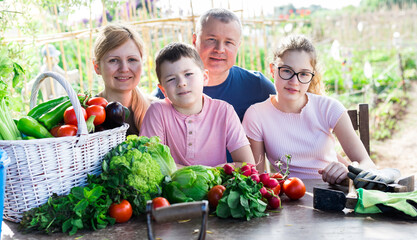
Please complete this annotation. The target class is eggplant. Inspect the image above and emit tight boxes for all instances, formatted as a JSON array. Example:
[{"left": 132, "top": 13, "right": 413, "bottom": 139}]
[
  {"left": 95, "top": 124, "right": 107, "bottom": 132},
  {"left": 103, "top": 101, "right": 125, "bottom": 129},
  {"left": 123, "top": 106, "right": 130, "bottom": 120}
]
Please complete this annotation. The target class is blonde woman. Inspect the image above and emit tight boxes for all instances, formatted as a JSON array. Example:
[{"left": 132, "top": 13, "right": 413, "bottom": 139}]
[{"left": 93, "top": 24, "right": 152, "bottom": 135}]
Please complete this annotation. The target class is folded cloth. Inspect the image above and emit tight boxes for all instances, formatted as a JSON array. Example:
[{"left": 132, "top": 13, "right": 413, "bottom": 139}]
[{"left": 355, "top": 188, "right": 417, "bottom": 219}]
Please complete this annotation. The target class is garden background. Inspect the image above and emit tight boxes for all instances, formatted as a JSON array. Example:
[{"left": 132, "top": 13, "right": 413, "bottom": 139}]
[{"left": 1, "top": 0, "right": 417, "bottom": 171}]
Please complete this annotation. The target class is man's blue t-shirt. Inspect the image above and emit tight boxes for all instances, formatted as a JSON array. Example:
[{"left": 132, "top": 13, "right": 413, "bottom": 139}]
[{"left": 153, "top": 65, "right": 276, "bottom": 161}]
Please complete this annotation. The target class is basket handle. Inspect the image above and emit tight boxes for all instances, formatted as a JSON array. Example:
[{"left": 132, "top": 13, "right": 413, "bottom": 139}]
[{"left": 29, "top": 72, "right": 88, "bottom": 140}]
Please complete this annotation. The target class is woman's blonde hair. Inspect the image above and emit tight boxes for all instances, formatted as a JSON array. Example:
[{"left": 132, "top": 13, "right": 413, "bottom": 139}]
[
  {"left": 94, "top": 24, "right": 149, "bottom": 130},
  {"left": 272, "top": 35, "right": 324, "bottom": 95}
]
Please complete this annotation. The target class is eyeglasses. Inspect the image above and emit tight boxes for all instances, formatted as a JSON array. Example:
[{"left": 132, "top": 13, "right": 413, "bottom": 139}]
[{"left": 275, "top": 66, "right": 314, "bottom": 84}]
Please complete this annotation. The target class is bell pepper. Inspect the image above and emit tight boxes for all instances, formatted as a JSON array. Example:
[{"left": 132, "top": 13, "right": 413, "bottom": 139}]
[
  {"left": 17, "top": 116, "right": 53, "bottom": 139},
  {"left": 28, "top": 96, "right": 69, "bottom": 120},
  {"left": 23, "top": 136, "right": 37, "bottom": 140},
  {"left": 38, "top": 100, "right": 72, "bottom": 130}
]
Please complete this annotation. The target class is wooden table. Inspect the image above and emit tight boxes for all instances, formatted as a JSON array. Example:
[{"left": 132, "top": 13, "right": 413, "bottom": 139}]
[{"left": 2, "top": 179, "right": 416, "bottom": 240}]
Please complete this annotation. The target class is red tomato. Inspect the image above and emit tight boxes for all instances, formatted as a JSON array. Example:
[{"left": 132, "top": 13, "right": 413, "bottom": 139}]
[
  {"left": 207, "top": 185, "right": 226, "bottom": 208},
  {"left": 87, "top": 97, "right": 108, "bottom": 108},
  {"left": 64, "top": 106, "right": 87, "bottom": 126},
  {"left": 109, "top": 199, "right": 133, "bottom": 223},
  {"left": 283, "top": 177, "right": 306, "bottom": 200},
  {"left": 152, "top": 197, "right": 170, "bottom": 209},
  {"left": 86, "top": 105, "right": 106, "bottom": 126},
  {"left": 56, "top": 125, "right": 78, "bottom": 137},
  {"left": 50, "top": 125, "right": 61, "bottom": 137}
]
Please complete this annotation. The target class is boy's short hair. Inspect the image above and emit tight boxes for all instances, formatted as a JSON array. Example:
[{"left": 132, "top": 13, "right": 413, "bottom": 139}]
[{"left": 155, "top": 42, "right": 204, "bottom": 82}]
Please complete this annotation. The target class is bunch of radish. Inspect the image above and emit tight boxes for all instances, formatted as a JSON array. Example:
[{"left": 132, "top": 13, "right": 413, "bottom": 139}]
[
  {"left": 258, "top": 173, "right": 281, "bottom": 209},
  {"left": 223, "top": 163, "right": 259, "bottom": 180},
  {"left": 222, "top": 164, "right": 281, "bottom": 209}
]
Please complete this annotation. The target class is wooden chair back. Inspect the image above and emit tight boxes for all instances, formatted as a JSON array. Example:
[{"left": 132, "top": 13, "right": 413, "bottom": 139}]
[{"left": 347, "top": 103, "right": 370, "bottom": 155}]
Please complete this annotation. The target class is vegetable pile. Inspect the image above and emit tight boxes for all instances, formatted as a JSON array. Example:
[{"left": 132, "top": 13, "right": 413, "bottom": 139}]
[
  {"left": 19, "top": 135, "right": 177, "bottom": 235},
  {"left": 18, "top": 133, "right": 305, "bottom": 235},
  {"left": 203, "top": 155, "right": 306, "bottom": 220},
  {"left": 16, "top": 94, "right": 128, "bottom": 139}
]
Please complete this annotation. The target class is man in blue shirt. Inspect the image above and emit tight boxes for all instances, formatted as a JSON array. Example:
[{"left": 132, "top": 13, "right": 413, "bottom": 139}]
[{"left": 154, "top": 8, "right": 275, "bottom": 161}]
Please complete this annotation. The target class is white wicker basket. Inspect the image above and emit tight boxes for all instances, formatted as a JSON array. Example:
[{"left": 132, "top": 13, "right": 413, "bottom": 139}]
[{"left": 0, "top": 72, "right": 129, "bottom": 222}]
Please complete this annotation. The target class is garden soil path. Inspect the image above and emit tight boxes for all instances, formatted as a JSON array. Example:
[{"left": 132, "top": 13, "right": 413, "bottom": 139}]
[{"left": 372, "top": 82, "right": 417, "bottom": 177}]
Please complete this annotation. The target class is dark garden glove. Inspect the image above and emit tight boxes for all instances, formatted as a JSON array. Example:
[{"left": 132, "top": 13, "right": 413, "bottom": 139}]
[
  {"left": 355, "top": 188, "right": 417, "bottom": 220},
  {"left": 347, "top": 165, "right": 401, "bottom": 190}
]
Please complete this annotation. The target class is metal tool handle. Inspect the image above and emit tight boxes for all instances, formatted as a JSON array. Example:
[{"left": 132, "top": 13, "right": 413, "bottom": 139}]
[{"left": 146, "top": 200, "right": 209, "bottom": 240}]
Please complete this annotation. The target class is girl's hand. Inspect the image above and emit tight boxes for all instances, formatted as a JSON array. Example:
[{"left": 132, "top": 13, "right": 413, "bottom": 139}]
[{"left": 318, "top": 161, "right": 348, "bottom": 184}]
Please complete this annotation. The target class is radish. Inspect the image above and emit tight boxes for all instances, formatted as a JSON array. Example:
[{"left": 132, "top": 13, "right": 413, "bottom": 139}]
[
  {"left": 251, "top": 168, "right": 259, "bottom": 175},
  {"left": 223, "top": 164, "right": 234, "bottom": 175},
  {"left": 259, "top": 187, "right": 268, "bottom": 198},
  {"left": 242, "top": 169, "right": 252, "bottom": 177},
  {"left": 267, "top": 195, "right": 281, "bottom": 209},
  {"left": 259, "top": 173, "right": 270, "bottom": 185},
  {"left": 260, "top": 187, "right": 272, "bottom": 199},
  {"left": 251, "top": 174, "right": 260, "bottom": 183},
  {"left": 265, "top": 178, "right": 279, "bottom": 189},
  {"left": 240, "top": 165, "right": 251, "bottom": 173}
]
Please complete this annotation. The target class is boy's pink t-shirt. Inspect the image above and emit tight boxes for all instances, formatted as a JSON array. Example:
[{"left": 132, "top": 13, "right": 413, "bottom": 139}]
[
  {"left": 242, "top": 93, "right": 346, "bottom": 179},
  {"left": 140, "top": 95, "right": 249, "bottom": 167}
]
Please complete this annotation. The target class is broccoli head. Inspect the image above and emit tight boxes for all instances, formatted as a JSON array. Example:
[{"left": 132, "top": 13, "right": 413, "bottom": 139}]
[
  {"left": 98, "top": 135, "right": 175, "bottom": 215},
  {"left": 108, "top": 149, "right": 164, "bottom": 213}
]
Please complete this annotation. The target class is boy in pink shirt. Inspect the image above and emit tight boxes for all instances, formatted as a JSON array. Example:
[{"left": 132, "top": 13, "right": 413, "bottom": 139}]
[{"left": 141, "top": 43, "right": 255, "bottom": 168}]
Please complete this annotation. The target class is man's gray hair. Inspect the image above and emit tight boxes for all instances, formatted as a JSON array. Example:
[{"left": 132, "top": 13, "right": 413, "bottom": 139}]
[{"left": 195, "top": 8, "right": 242, "bottom": 34}]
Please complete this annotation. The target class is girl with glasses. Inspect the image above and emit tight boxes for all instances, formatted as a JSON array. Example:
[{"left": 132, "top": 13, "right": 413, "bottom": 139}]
[{"left": 242, "top": 35, "right": 376, "bottom": 184}]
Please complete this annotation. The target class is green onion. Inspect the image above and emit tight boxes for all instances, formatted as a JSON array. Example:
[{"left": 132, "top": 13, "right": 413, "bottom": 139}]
[{"left": 0, "top": 99, "right": 22, "bottom": 140}]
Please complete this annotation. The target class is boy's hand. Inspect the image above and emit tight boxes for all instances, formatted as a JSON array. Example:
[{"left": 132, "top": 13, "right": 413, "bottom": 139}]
[{"left": 318, "top": 161, "right": 348, "bottom": 185}]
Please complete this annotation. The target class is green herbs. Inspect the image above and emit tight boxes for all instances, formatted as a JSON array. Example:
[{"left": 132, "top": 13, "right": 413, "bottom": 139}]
[
  {"left": 19, "top": 184, "right": 114, "bottom": 236},
  {"left": 216, "top": 172, "right": 268, "bottom": 221}
]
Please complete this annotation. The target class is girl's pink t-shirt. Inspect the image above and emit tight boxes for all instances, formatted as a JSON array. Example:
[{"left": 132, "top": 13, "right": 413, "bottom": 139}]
[
  {"left": 242, "top": 93, "right": 346, "bottom": 179},
  {"left": 140, "top": 95, "right": 249, "bottom": 167}
]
